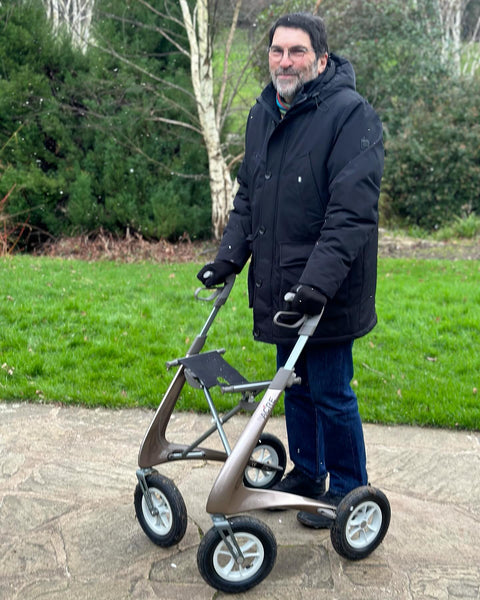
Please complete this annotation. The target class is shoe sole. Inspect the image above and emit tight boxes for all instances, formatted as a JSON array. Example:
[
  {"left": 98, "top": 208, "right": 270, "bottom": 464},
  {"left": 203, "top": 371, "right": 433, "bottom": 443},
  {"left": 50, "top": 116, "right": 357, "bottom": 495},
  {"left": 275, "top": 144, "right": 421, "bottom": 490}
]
[{"left": 296, "top": 512, "right": 334, "bottom": 529}]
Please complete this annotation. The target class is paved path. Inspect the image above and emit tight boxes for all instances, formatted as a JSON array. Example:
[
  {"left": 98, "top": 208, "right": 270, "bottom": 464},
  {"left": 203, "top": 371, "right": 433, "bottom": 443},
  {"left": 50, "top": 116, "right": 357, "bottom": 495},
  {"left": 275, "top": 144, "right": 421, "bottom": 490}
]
[{"left": 0, "top": 402, "right": 479, "bottom": 599}]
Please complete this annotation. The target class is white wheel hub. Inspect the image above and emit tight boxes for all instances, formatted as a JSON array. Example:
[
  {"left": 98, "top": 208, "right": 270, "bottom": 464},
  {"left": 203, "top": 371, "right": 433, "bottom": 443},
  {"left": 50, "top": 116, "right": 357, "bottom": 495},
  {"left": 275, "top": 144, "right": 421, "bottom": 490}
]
[
  {"left": 142, "top": 487, "right": 173, "bottom": 535},
  {"left": 245, "top": 445, "right": 278, "bottom": 487},
  {"left": 213, "top": 533, "right": 265, "bottom": 582},
  {"left": 345, "top": 500, "right": 383, "bottom": 549}
]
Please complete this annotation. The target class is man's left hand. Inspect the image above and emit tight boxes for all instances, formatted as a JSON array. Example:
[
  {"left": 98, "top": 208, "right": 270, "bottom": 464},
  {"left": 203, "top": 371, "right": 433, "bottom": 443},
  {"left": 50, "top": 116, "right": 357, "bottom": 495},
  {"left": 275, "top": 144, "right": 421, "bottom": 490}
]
[{"left": 287, "top": 284, "right": 327, "bottom": 315}]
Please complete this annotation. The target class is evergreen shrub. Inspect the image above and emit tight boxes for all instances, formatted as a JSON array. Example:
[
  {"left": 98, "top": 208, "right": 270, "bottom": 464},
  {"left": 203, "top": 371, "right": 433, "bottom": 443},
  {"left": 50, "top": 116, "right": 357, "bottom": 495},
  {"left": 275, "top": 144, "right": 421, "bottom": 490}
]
[
  {"left": 383, "top": 78, "right": 480, "bottom": 230},
  {"left": 0, "top": 1, "right": 212, "bottom": 244}
]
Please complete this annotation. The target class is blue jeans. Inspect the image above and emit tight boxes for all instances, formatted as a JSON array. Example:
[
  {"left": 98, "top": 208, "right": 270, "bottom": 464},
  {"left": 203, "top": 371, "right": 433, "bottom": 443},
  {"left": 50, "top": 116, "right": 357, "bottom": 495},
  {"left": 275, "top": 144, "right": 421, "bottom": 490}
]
[{"left": 276, "top": 341, "right": 368, "bottom": 497}]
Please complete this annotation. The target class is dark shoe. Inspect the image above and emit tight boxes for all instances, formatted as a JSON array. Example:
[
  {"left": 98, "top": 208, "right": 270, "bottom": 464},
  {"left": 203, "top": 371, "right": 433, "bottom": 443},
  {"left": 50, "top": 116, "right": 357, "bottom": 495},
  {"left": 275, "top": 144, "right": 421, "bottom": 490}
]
[
  {"left": 272, "top": 467, "right": 326, "bottom": 498},
  {"left": 267, "top": 468, "right": 326, "bottom": 512},
  {"left": 296, "top": 491, "right": 344, "bottom": 529}
]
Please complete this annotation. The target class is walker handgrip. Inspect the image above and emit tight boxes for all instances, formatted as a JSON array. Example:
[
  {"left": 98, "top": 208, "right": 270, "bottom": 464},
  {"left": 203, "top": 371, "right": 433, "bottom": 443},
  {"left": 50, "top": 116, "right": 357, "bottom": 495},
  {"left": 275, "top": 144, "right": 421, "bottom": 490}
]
[
  {"left": 298, "top": 312, "right": 323, "bottom": 336},
  {"left": 213, "top": 273, "right": 236, "bottom": 307},
  {"left": 273, "top": 311, "right": 306, "bottom": 329}
]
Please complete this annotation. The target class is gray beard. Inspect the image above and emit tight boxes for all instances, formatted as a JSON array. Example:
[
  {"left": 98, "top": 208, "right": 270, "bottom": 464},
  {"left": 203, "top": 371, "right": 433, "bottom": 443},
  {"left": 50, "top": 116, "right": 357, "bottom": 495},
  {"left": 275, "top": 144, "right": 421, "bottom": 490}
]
[{"left": 271, "top": 60, "right": 319, "bottom": 103}]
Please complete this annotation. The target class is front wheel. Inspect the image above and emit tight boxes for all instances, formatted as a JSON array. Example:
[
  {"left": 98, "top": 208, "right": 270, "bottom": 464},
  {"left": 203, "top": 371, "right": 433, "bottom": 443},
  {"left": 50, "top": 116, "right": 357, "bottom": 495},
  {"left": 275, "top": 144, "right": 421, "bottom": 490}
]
[
  {"left": 134, "top": 472, "right": 187, "bottom": 547},
  {"left": 243, "top": 433, "right": 286, "bottom": 489},
  {"left": 330, "top": 486, "right": 390, "bottom": 560},
  {"left": 197, "top": 515, "right": 277, "bottom": 593}
]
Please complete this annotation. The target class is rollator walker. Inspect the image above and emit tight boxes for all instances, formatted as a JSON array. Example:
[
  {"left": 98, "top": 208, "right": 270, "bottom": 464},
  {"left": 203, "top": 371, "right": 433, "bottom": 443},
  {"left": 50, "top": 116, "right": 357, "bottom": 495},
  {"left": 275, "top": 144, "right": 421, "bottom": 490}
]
[{"left": 134, "top": 275, "right": 390, "bottom": 594}]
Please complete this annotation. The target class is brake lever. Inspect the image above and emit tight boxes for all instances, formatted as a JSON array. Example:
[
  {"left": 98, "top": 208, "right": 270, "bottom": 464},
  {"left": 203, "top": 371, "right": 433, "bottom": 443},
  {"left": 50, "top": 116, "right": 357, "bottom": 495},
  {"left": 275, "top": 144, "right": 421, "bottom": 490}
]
[
  {"left": 273, "top": 311, "right": 306, "bottom": 329},
  {"left": 194, "top": 286, "right": 222, "bottom": 302}
]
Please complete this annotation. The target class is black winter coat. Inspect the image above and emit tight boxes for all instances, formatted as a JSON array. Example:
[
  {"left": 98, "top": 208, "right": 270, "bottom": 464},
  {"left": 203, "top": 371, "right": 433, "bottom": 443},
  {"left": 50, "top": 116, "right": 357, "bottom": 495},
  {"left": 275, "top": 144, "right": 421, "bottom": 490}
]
[{"left": 216, "top": 54, "right": 384, "bottom": 345}]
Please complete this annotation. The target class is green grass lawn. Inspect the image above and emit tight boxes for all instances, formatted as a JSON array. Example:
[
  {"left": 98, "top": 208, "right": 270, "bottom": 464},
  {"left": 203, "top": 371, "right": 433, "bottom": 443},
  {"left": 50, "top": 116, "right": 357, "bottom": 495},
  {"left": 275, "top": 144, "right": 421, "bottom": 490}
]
[{"left": 1, "top": 255, "right": 479, "bottom": 430}]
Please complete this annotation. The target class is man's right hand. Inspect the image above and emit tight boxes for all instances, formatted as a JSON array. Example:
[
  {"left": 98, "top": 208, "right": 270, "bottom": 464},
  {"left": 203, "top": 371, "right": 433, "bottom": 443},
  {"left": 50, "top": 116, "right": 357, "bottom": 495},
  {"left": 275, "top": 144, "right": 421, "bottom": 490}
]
[{"left": 196, "top": 261, "right": 237, "bottom": 288}]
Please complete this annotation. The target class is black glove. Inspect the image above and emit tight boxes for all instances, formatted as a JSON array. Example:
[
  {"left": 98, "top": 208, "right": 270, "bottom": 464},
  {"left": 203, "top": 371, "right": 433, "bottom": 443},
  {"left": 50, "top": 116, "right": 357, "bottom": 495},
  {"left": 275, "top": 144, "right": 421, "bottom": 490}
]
[
  {"left": 197, "top": 260, "right": 237, "bottom": 288},
  {"left": 287, "top": 284, "right": 327, "bottom": 315}
]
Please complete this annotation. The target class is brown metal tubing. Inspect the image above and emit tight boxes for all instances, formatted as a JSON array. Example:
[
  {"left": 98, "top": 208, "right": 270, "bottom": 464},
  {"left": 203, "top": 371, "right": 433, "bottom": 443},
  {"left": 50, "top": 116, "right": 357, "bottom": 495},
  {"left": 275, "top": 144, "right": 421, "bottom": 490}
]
[
  {"left": 205, "top": 366, "right": 336, "bottom": 520},
  {"left": 138, "top": 366, "right": 225, "bottom": 468}
]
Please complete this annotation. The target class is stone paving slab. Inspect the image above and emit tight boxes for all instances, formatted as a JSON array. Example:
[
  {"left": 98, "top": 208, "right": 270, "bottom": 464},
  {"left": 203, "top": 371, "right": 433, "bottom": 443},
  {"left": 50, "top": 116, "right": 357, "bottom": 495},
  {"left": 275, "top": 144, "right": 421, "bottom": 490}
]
[{"left": 0, "top": 402, "right": 479, "bottom": 599}]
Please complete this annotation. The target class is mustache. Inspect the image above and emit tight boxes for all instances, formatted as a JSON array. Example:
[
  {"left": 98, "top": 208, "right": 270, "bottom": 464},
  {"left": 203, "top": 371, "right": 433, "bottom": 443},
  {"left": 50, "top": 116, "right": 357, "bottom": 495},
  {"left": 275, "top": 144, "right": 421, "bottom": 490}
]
[{"left": 274, "top": 68, "right": 299, "bottom": 76}]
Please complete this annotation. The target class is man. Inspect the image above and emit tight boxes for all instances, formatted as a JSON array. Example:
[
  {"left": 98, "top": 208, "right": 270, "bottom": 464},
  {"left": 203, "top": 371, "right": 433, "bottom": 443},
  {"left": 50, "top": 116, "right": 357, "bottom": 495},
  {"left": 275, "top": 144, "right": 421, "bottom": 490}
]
[{"left": 197, "top": 12, "right": 384, "bottom": 528}]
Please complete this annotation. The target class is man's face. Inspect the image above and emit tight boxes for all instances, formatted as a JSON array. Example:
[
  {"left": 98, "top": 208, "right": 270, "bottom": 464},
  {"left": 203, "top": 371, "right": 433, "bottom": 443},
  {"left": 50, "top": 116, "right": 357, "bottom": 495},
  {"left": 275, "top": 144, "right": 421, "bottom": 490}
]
[{"left": 269, "top": 26, "right": 328, "bottom": 103}]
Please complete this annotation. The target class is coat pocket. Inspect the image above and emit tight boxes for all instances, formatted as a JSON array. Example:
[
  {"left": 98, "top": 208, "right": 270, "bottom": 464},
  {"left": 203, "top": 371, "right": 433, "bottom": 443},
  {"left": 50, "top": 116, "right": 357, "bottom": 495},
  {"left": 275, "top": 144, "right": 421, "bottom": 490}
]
[{"left": 278, "top": 241, "right": 316, "bottom": 301}]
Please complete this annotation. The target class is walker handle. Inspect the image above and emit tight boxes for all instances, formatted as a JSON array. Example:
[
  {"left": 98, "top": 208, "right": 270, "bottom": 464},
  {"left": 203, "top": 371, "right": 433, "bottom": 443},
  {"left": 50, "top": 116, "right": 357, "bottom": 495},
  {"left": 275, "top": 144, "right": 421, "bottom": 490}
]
[
  {"left": 274, "top": 287, "right": 326, "bottom": 332},
  {"left": 274, "top": 307, "right": 324, "bottom": 335},
  {"left": 194, "top": 286, "right": 222, "bottom": 302},
  {"left": 273, "top": 311, "right": 306, "bottom": 329},
  {"left": 194, "top": 273, "right": 236, "bottom": 304}
]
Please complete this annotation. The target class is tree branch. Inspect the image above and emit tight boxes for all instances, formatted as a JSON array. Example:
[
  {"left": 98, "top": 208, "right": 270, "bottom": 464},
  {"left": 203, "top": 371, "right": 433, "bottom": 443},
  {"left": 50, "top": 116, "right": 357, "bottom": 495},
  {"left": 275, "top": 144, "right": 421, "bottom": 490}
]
[
  {"left": 92, "top": 40, "right": 196, "bottom": 102},
  {"left": 146, "top": 116, "right": 202, "bottom": 134},
  {"left": 219, "top": 28, "right": 269, "bottom": 133},
  {"left": 98, "top": 9, "right": 189, "bottom": 57}
]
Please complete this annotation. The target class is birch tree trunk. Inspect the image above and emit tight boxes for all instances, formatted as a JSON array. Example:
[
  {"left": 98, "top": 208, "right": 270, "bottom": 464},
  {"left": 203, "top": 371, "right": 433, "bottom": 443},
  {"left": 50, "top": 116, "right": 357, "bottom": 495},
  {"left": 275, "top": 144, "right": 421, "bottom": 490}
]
[
  {"left": 43, "top": 0, "right": 94, "bottom": 53},
  {"left": 44, "top": 0, "right": 246, "bottom": 239},
  {"left": 179, "top": 0, "right": 234, "bottom": 240},
  {"left": 435, "top": 0, "right": 480, "bottom": 75}
]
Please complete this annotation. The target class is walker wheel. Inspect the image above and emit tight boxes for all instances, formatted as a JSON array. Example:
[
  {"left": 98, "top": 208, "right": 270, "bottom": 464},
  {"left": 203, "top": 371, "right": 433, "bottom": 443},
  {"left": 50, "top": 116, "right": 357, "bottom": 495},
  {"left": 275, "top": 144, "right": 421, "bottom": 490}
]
[
  {"left": 197, "top": 515, "right": 277, "bottom": 593},
  {"left": 243, "top": 433, "right": 286, "bottom": 489},
  {"left": 330, "top": 485, "right": 390, "bottom": 560},
  {"left": 134, "top": 472, "right": 187, "bottom": 547}
]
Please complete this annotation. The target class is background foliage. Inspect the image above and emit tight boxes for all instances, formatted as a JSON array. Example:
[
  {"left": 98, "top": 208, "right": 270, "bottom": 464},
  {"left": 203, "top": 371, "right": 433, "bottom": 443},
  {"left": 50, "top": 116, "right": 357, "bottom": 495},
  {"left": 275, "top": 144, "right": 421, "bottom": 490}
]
[
  {"left": 0, "top": 0, "right": 211, "bottom": 245},
  {"left": 1, "top": 0, "right": 480, "bottom": 245},
  {"left": 280, "top": 0, "right": 480, "bottom": 229}
]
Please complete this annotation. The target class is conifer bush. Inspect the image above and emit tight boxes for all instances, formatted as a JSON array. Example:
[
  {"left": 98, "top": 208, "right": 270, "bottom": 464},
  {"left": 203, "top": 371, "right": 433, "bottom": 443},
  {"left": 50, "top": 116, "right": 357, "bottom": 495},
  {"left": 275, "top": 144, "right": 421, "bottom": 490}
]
[{"left": 0, "top": 1, "right": 211, "bottom": 244}]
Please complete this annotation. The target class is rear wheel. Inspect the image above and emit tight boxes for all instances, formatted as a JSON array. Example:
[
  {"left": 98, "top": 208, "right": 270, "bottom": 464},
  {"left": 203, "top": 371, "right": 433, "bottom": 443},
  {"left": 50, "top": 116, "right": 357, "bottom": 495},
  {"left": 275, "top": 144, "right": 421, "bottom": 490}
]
[
  {"left": 243, "top": 433, "right": 286, "bottom": 489},
  {"left": 134, "top": 472, "right": 187, "bottom": 547},
  {"left": 330, "top": 486, "right": 390, "bottom": 560}
]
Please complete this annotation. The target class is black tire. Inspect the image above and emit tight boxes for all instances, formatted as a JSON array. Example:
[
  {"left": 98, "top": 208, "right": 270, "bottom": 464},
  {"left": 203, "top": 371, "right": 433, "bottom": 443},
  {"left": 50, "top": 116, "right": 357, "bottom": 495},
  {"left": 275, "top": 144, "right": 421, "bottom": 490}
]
[
  {"left": 197, "top": 515, "right": 277, "bottom": 593},
  {"left": 243, "top": 433, "right": 287, "bottom": 489},
  {"left": 330, "top": 486, "right": 391, "bottom": 560},
  {"left": 134, "top": 472, "right": 187, "bottom": 547}
]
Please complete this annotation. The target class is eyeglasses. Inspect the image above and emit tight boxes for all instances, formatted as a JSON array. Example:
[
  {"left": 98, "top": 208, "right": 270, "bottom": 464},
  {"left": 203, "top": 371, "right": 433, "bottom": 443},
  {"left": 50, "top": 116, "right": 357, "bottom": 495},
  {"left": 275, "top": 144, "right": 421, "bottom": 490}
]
[{"left": 268, "top": 46, "right": 313, "bottom": 61}]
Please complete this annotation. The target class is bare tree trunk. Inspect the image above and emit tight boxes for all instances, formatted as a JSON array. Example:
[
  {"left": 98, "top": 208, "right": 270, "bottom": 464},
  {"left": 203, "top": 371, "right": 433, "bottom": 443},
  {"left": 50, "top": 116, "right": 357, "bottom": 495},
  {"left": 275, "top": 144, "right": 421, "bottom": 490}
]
[
  {"left": 43, "top": 0, "right": 94, "bottom": 53},
  {"left": 46, "top": 0, "right": 250, "bottom": 239},
  {"left": 435, "top": 0, "right": 480, "bottom": 75},
  {"left": 179, "top": 0, "right": 234, "bottom": 239}
]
